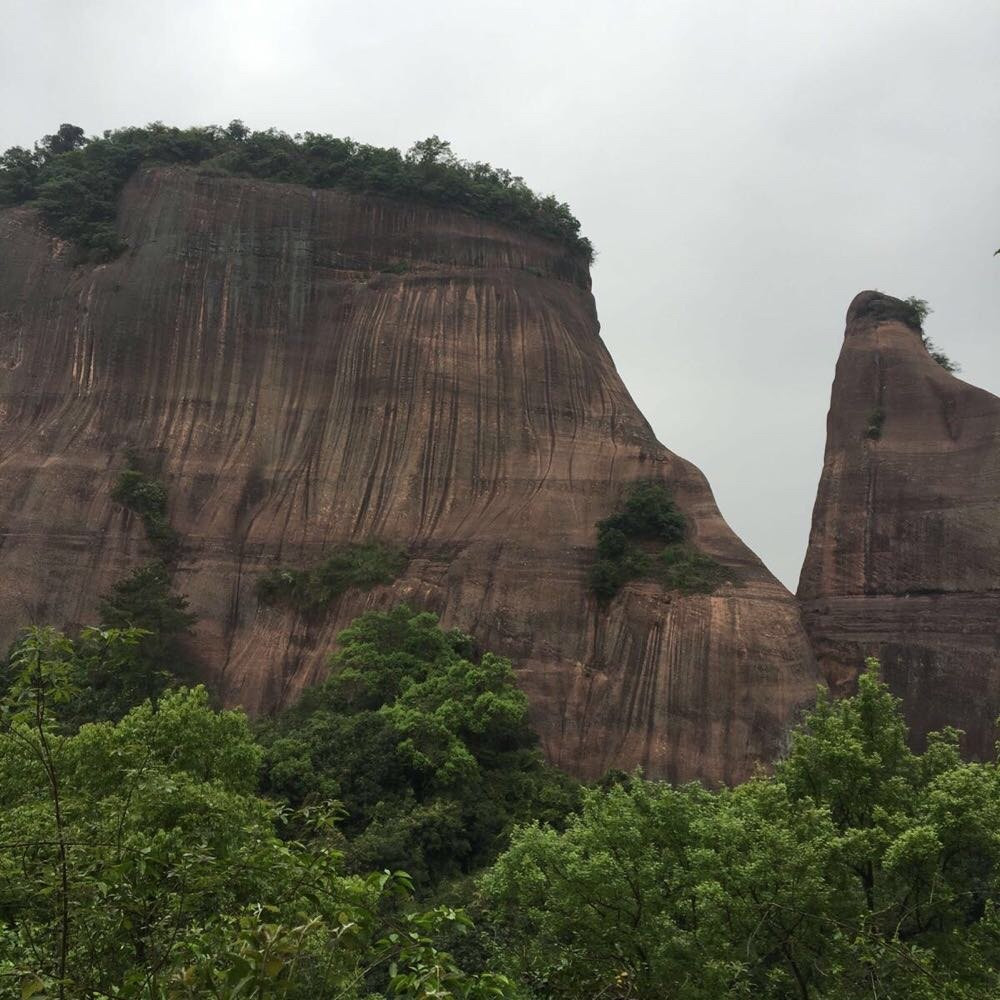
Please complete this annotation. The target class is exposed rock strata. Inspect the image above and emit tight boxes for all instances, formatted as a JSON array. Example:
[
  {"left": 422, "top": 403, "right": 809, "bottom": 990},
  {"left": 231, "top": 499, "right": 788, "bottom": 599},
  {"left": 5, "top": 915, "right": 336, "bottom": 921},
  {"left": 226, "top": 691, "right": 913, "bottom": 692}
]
[
  {"left": 798, "top": 291, "right": 1000, "bottom": 755},
  {"left": 0, "top": 166, "right": 818, "bottom": 781}
]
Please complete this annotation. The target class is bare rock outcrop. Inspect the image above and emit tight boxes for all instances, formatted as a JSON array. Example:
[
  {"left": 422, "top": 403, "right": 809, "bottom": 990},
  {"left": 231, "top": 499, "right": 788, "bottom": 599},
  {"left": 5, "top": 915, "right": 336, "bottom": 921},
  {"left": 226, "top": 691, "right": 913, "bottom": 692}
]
[
  {"left": 798, "top": 290, "right": 1000, "bottom": 754},
  {"left": 0, "top": 166, "right": 818, "bottom": 781}
]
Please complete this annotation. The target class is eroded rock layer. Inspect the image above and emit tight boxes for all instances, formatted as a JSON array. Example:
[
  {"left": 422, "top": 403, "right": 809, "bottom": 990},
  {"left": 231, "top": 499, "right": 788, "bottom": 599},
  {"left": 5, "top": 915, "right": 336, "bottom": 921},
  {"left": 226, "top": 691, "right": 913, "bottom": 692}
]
[
  {"left": 798, "top": 291, "right": 1000, "bottom": 754},
  {"left": 0, "top": 167, "right": 818, "bottom": 781}
]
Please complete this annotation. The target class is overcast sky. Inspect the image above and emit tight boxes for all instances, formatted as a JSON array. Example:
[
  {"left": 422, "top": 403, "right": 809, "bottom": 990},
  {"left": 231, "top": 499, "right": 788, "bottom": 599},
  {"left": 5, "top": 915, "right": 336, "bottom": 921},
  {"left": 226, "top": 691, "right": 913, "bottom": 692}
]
[{"left": 3, "top": 0, "right": 998, "bottom": 589}]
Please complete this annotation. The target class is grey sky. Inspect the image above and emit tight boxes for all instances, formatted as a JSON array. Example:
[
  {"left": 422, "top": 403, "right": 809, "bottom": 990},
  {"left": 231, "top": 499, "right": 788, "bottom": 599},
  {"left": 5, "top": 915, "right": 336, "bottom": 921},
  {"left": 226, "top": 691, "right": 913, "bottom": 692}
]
[{"left": 3, "top": 0, "right": 998, "bottom": 589}]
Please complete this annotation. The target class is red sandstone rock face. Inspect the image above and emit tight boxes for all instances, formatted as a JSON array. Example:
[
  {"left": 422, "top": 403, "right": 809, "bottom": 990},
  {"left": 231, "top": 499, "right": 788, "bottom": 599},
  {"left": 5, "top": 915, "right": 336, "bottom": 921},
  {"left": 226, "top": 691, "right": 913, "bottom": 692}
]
[
  {"left": 798, "top": 291, "right": 1000, "bottom": 755},
  {"left": 0, "top": 166, "right": 818, "bottom": 781}
]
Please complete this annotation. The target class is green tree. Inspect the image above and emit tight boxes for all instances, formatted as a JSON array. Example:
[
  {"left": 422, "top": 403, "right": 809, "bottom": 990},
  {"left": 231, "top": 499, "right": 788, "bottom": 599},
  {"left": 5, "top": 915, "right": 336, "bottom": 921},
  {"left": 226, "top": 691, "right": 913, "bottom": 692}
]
[
  {"left": 479, "top": 661, "right": 1000, "bottom": 999},
  {"left": 406, "top": 136, "right": 457, "bottom": 166},
  {"left": 589, "top": 481, "right": 730, "bottom": 603},
  {"left": 39, "top": 125, "right": 87, "bottom": 158},
  {"left": 0, "top": 631, "right": 514, "bottom": 998},
  {"left": 260, "top": 606, "right": 578, "bottom": 889},
  {"left": 0, "top": 146, "right": 41, "bottom": 204},
  {"left": 903, "top": 296, "right": 959, "bottom": 373}
]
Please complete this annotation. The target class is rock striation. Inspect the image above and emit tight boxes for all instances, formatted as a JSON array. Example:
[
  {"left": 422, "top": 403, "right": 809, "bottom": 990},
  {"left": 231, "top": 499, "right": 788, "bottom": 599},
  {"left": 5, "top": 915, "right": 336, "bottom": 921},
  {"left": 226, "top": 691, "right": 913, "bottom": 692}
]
[
  {"left": 798, "top": 291, "right": 1000, "bottom": 755},
  {"left": 0, "top": 166, "right": 818, "bottom": 781}
]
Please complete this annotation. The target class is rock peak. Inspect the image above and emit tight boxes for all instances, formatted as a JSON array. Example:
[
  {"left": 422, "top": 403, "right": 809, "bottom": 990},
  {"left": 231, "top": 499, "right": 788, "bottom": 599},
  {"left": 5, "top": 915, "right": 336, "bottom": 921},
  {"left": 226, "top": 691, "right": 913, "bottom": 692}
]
[
  {"left": 845, "top": 289, "right": 924, "bottom": 334},
  {"left": 799, "top": 293, "right": 1000, "bottom": 756}
]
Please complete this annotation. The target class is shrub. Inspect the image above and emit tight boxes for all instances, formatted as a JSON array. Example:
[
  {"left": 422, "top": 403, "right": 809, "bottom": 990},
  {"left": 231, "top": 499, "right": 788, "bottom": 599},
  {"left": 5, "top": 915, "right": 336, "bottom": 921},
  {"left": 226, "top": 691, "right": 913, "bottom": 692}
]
[
  {"left": 589, "top": 482, "right": 730, "bottom": 603},
  {"left": 922, "top": 336, "right": 959, "bottom": 373},
  {"left": 652, "top": 545, "right": 733, "bottom": 594},
  {"left": 901, "top": 295, "right": 930, "bottom": 328},
  {"left": 111, "top": 466, "right": 180, "bottom": 560},
  {"left": 256, "top": 541, "right": 408, "bottom": 615},
  {"left": 903, "top": 296, "right": 960, "bottom": 373},
  {"left": 599, "top": 481, "right": 687, "bottom": 544},
  {"left": 865, "top": 407, "right": 886, "bottom": 439}
]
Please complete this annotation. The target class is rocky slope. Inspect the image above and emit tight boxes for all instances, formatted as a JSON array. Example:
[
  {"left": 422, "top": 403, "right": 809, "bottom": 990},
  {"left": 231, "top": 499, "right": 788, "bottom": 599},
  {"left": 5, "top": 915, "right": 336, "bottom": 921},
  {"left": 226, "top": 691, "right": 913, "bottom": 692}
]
[
  {"left": 0, "top": 166, "right": 818, "bottom": 781},
  {"left": 798, "top": 291, "right": 1000, "bottom": 755}
]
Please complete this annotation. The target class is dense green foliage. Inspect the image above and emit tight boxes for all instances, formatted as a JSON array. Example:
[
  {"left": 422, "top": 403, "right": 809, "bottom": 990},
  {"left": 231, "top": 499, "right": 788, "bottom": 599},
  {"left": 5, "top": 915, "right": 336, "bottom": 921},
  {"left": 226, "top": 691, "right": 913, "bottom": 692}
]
[
  {"left": 0, "top": 565, "right": 193, "bottom": 728},
  {"left": 256, "top": 543, "right": 409, "bottom": 615},
  {"left": 261, "top": 606, "right": 577, "bottom": 888},
  {"left": 0, "top": 122, "right": 593, "bottom": 262},
  {"left": 4, "top": 590, "right": 998, "bottom": 997},
  {"left": 87, "top": 562, "right": 196, "bottom": 720},
  {"left": 112, "top": 467, "right": 180, "bottom": 561},
  {"left": 0, "top": 627, "right": 512, "bottom": 998},
  {"left": 589, "top": 482, "right": 731, "bottom": 602},
  {"left": 479, "top": 661, "right": 1000, "bottom": 999}
]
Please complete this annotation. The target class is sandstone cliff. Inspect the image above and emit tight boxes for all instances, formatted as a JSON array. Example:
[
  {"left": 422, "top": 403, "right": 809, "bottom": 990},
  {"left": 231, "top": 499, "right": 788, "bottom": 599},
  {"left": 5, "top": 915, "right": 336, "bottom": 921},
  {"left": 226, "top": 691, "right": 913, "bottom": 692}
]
[
  {"left": 798, "top": 291, "right": 1000, "bottom": 755},
  {"left": 0, "top": 166, "right": 818, "bottom": 781}
]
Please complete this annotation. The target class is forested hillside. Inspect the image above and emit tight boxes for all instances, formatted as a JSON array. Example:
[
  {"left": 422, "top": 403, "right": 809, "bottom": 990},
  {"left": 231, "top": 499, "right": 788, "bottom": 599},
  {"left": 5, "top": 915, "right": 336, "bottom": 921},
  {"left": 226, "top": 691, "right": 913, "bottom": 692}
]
[{"left": 3, "top": 602, "right": 998, "bottom": 998}]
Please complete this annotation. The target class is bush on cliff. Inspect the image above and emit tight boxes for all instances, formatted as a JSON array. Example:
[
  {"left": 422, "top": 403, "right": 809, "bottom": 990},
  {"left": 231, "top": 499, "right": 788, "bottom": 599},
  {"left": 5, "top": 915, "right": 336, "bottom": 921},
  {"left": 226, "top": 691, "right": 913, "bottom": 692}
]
[
  {"left": 589, "top": 481, "right": 732, "bottom": 602},
  {"left": 256, "top": 541, "right": 409, "bottom": 615},
  {"left": 903, "top": 296, "right": 960, "bottom": 373},
  {"left": 112, "top": 465, "right": 180, "bottom": 560},
  {"left": 0, "top": 121, "right": 594, "bottom": 263}
]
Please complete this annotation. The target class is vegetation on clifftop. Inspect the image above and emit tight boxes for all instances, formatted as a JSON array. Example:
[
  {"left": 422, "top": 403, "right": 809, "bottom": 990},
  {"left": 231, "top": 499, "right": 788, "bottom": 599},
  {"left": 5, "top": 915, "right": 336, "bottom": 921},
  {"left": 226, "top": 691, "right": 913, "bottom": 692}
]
[
  {"left": 0, "top": 122, "right": 594, "bottom": 262},
  {"left": 903, "top": 296, "right": 960, "bottom": 373}
]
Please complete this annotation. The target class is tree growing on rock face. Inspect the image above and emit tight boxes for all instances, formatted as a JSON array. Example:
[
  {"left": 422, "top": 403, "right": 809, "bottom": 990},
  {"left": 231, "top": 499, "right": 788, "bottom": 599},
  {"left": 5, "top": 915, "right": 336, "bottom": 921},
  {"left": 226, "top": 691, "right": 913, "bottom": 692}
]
[{"left": 903, "top": 295, "right": 959, "bottom": 373}]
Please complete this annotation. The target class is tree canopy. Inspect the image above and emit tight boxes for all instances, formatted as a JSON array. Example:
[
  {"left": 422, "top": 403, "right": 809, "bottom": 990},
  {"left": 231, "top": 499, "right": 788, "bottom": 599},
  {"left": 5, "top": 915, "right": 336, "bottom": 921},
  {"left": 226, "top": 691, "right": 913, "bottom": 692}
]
[
  {"left": 0, "top": 121, "right": 594, "bottom": 263},
  {"left": 478, "top": 661, "right": 1000, "bottom": 999},
  {"left": 3, "top": 592, "right": 998, "bottom": 998},
  {"left": 0, "top": 627, "right": 514, "bottom": 998},
  {"left": 260, "top": 605, "right": 578, "bottom": 889}
]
